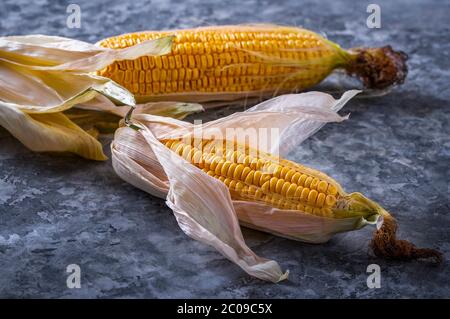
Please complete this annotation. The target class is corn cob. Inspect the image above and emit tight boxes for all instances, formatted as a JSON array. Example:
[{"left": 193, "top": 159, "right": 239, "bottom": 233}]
[
  {"left": 163, "top": 137, "right": 442, "bottom": 263},
  {"left": 164, "top": 138, "right": 367, "bottom": 219},
  {"left": 97, "top": 25, "right": 407, "bottom": 103}
]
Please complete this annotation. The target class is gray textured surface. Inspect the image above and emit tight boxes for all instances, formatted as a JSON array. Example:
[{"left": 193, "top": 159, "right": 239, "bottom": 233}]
[{"left": 0, "top": 0, "right": 449, "bottom": 298}]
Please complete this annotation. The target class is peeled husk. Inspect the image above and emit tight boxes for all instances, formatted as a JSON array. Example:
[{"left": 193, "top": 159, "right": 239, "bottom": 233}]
[{"left": 0, "top": 35, "right": 202, "bottom": 160}]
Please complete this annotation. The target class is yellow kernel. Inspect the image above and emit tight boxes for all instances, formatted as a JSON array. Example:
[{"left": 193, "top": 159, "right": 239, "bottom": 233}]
[
  {"left": 325, "top": 195, "right": 337, "bottom": 207},
  {"left": 253, "top": 170, "right": 263, "bottom": 185},
  {"left": 188, "top": 55, "right": 195, "bottom": 68},
  {"left": 206, "top": 54, "right": 213, "bottom": 67},
  {"left": 244, "top": 170, "right": 255, "bottom": 185},
  {"left": 139, "top": 71, "right": 145, "bottom": 83},
  {"left": 142, "top": 57, "right": 149, "bottom": 70},
  {"left": 304, "top": 176, "right": 313, "bottom": 188},
  {"left": 294, "top": 186, "right": 303, "bottom": 198},
  {"left": 280, "top": 167, "right": 290, "bottom": 179},
  {"left": 186, "top": 149, "right": 196, "bottom": 161},
  {"left": 284, "top": 169, "right": 295, "bottom": 182},
  {"left": 168, "top": 56, "right": 175, "bottom": 69},
  {"left": 184, "top": 43, "right": 192, "bottom": 55},
  {"left": 300, "top": 188, "right": 310, "bottom": 202},
  {"left": 221, "top": 161, "right": 232, "bottom": 176},
  {"left": 160, "top": 69, "right": 167, "bottom": 82},
  {"left": 233, "top": 164, "right": 244, "bottom": 179},
  {"left": 281, "top": 182, "right": 291, "bottom": 196},
  {"left": 124, "top": 70, "right": 132, "bottom": 83},
  {"left": 307, "top": 189, "right": 318, "bottom": 205},
  {"left": 152, "top": 69, "right": 160, "bottom": 81},
  {"left": 261, "top": 181, "right": 270, "bottom": 193},
  {"left": 250, "top": 158, "right": 259, "bottom": 170},
  {"left": 286, "top": 183, "right": 297, "bottom": 198},
  {"left": 174, "top": 143, "right": 184, "bottom": 155},
  {"left": 254, "top": 189, "right": 264, "bottom": 199},
  {"left": 143, "top": 70, "right": 151, "bottom": 83},
  {"left": 256, "top": 159, "right": 265, "bottom": 170},
  {"left": 229, "top": 180, "right": 237, "bottom": 190},
  {"left": 316, "top": 193, "right": 326, "bottom": 207},
  {"left": 275, "top": 179, "right": 285, "bottom": 193},
  {"left": 192, "top": 151, "right": 203, "bottom": 166},
  {"left": 155, "top": 56, "right": 162, "bottom": 68},
  {"left": 259, "top": 174, "right": 271, "bottom": 186},
  {"left": 317, "top": 181, "right": 328, "bottom": 193},
  {"left": 227, "top": 163, "right": 238, "bottom": 178},
  {"left": 175, "top": 55, "right": 182, "bottom": 68},
  {"left": 235, "top": 181, "right": 245, "bottom": 192},
  {"left": 223, "top": 178, "right": 232, "bottom": 187},
  {"left": 327, "top": 184, "right": 338, "bottom": 196},
  {"left": 241, "top": 167, "right": 252, "bottom": 180},
  {"left": 291, "top": 172, "right": 302, "bottom": 184},
  {"left": 273, "top": 165, "right": 283, "bottom": 178},
  {"left": 152, "top": 82, "right": 159, "bottom": 93},
  {"left": 310, "top": 178, "right": 320, "bottom": 190},
  {"left": 160, "top": 56, "right": 168, "bottom": 69},
  {"left": 298, "top": 174, "right": 307, "bottom": 186},
  {"left": 210, "top": 157, "right": 221, "bottom": 171},
  {"left": 269, "top": 177, "right": 278, "bottom": 193}
]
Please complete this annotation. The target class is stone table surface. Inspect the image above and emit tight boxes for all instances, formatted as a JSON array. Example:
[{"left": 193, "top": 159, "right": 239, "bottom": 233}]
[{"left": 0, "top": 0, "right": 449, "bottom": 298}]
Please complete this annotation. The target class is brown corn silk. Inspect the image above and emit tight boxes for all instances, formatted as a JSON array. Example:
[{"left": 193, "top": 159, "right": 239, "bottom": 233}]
[{"left": 97, "top": 24, "right": 408, "bottom": 105}]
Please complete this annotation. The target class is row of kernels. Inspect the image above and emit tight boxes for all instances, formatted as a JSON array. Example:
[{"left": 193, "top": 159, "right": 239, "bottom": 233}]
[
  {"left": 164, "top": 140, "right": 336, "bottom": 217},
  {"left": 108, "top": 67, "right": 301, "bottom": 87},
  {"left": 113, "top": 51, "right": 323, "bottom": 72},
  {"left": 258, "top": 175, "right": 337, "bottom": 208},
  {"left": 269, "top": 164, "right": 339, "bottom": 197},
  {"left": 171, "top": 40, "right": 323, "bottom": 55},
  {"left": 121, "top": 79, "right": 315, "bottom": 95},
  {"left": 99, "top": 29, "right": 326, "bottom": 51}
]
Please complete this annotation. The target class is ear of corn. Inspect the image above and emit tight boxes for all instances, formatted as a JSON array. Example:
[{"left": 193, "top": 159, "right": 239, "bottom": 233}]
[
  {"left": 97, "top": 24, "right": 408, "bottom": 103},
  {"left": 110, "top": 91, "right": 441, "bottom": 282},
  {"left": 161, "top": 137, "right": 442, "bottom": 263},
  {"left": 162, "top": 138, "right": 375, "bottom": 220}
]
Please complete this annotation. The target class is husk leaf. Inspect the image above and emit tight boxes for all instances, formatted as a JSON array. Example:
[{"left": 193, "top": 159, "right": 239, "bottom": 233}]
[{"left": 0, "top": 34, "right": 194, "bottom": 160}]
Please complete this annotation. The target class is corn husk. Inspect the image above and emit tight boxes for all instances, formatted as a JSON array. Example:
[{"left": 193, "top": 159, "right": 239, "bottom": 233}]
[
  {"left": 0, "top": 35, "right": 202, "bottom": 160},
  {"left": 111, "top": 90, "right": 376, "bottom": 282}
]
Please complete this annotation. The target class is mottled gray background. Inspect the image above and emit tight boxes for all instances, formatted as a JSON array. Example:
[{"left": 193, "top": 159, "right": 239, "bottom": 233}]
[{"left": 0, "top": 0, "right": 449, "bottom": 298}]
